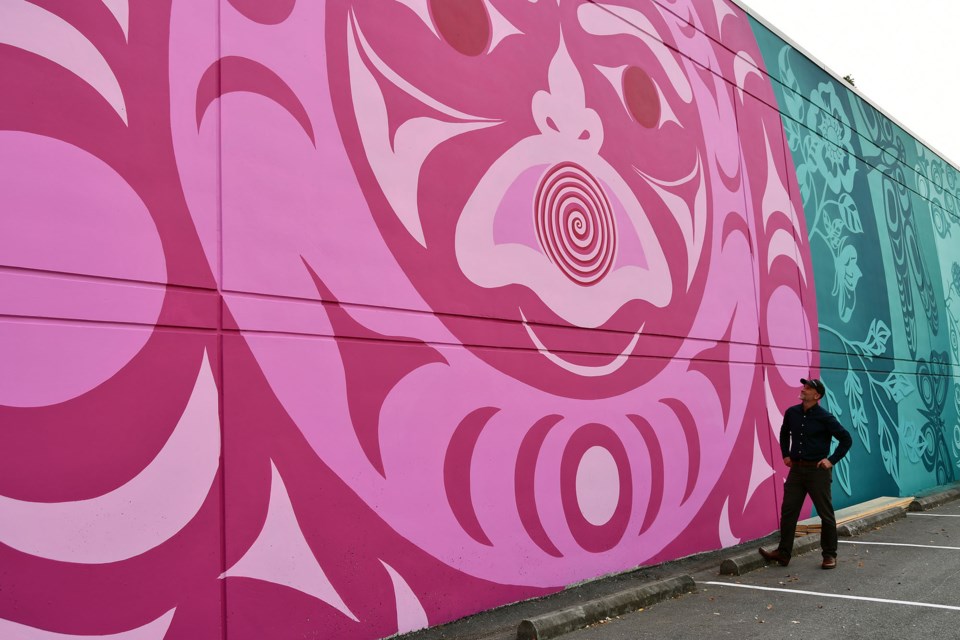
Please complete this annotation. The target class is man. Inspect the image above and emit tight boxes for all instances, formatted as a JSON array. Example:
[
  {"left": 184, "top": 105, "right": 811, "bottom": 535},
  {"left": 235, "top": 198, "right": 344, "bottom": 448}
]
[{"left": 759, "top": 377, "right": 852, "bottom": 569}]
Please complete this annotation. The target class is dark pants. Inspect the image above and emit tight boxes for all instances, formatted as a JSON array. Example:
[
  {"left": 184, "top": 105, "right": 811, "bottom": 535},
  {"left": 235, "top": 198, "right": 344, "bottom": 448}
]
[{"left": 777, "top": 465, "right": 837, "bottom": 558}]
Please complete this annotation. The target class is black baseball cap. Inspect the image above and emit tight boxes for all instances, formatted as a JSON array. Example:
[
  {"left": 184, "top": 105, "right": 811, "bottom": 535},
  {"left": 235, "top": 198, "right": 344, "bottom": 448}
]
[{"left": 801, "top": 378, "right": 825, "bottom": 396}]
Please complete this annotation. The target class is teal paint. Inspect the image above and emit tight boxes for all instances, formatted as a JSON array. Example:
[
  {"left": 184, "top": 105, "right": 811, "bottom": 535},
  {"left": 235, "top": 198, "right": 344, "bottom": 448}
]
[{"left": 751, "top": 17, "right": 959, "bottom": 507}]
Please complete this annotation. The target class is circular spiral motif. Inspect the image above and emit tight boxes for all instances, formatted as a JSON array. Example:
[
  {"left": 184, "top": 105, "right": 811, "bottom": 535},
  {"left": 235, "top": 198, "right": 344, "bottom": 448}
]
[{"left": 535, "top": 162, "right": 617, "bottom": 286}]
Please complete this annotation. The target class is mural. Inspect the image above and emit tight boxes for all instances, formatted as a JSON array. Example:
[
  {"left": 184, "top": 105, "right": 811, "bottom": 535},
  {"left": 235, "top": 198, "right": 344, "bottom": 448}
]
[
  {"left": 751, "top": 19, "right": 959, "bottom": 505},
  {"left": 0, "top": 1, "right": 953, "bottom": 639}
]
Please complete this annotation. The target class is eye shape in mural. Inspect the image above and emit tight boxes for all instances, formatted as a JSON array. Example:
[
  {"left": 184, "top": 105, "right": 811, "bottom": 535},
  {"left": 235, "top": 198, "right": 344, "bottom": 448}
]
[
  {"left": 620, "top": 65, "right": 662, "bottom": 128},
  {"left": 426, "top": 0, "right": 519, "bottom": 57}
]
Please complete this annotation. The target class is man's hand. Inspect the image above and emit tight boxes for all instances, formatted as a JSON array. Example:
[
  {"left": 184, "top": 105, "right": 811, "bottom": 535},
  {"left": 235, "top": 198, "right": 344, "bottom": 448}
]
[
  {"left": 817, "top": 458, "right": 833, "bottom": 470},
  {"left": 783, "top": 457, "right": 792, "bottom": 467}
]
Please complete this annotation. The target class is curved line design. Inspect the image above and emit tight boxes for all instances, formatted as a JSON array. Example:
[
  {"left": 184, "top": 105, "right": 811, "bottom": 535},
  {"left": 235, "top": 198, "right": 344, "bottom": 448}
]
[
  {"left": 222, "top": 462, "right": 360, "bottom": 622},
  {"left": 521, "top": 310, "right": 642, "bottom": 377},
  {"left": 534, "top": 162, "right": 618, "bottom": 286},
  {"left": 746, "top": 427, "right": 775, "bottom": 507},
  {"left": 101, "top": 0, "right": 129, "bottom": 40},
  {"left": 350, "top": 10, "right": 498, "bottom": 122},
  {"left": 578, "top": 3, "right": 692, "bottom": 103},
  {"left": 515, "top": 415, "right": 565, "bottom": 558},
  {"left": 347, "top": 9, "right": 499, "bottom": 247},
  {"left": 196, "top": 56, "right": 315, "bottom": 144},
  {"left": 634, "top": 154, "right": 705, "bottom": 288},
  {"left": 627, "top": 414, "right": 664, "bottom": 535},
  {"left": 0, "top": 608, "right": 176, "bottom": 640},
  {"left": 718, "top": 497, "right": 740, "bottom": 547},
  {"left": 0, "top": 0, "right": 127, "bottom": 123},
  {"left": 720, "top": 208, "right": 751, "bottom": 248},
  {"left": 766, "top": 228, "right": 800, "bottom": 276},
  {"left": 733, "top": 51, "right": 762, "bottom": 98},
  {"left": 660, "top": 398, "right": 701, "bottom": 505},
  {"left": 444, "top": 407, "right": 499, "bottom": 546},
  {"left": 227, "top": 0, "right": 295, "bottom": 25},
  {"left": 0, "top": 350, "right": 221, "bottom": 564},
  {"left": 302, "top": 258, "right": 447, "bottom": 478},
  {"left": 559, "top": 424, "right": 632, "bottom": 552},
  {"left": 380, "top": 560, "right": 430, "bottom": 635}
]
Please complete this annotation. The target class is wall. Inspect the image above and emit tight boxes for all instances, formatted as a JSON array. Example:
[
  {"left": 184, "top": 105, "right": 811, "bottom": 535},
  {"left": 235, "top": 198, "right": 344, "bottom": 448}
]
[
  {"left": 0, "top": 1, "right": 954, "bottom": 638},
  {"left": 750, "top": 14, "right": 960, "bottom": 505}
]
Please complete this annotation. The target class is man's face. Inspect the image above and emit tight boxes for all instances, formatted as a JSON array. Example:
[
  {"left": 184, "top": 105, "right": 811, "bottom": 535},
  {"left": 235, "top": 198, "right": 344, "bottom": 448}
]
[{"left": 800, "top": 383, "right": 821, "bottom": 403}]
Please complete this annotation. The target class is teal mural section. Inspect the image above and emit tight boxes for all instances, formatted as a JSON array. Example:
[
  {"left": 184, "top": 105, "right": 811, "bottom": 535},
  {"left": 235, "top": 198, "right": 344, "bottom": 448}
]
[{"left": 751, "top": 18, "right": 960, "bottom": 507}]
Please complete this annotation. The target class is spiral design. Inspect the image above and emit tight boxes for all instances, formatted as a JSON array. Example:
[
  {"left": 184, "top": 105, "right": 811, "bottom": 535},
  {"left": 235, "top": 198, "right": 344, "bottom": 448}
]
[{"left": 535, "top": 163, "right": 617, "bottom": 286}]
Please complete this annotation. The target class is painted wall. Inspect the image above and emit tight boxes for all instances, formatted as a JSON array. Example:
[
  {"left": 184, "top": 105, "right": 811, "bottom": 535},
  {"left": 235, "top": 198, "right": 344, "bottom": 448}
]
[
  {"left": 750, "top": 16, "right": 960, "bottom": 505},
  {"left": 0, "top": 1, "right": 954, "bottom": 638}
]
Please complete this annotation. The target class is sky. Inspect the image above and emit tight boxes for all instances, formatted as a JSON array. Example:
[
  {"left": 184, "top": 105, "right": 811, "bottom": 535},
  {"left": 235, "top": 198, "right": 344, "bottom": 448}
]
[{"left": 737, "top": 0, "right": 960, "bottom": 168}]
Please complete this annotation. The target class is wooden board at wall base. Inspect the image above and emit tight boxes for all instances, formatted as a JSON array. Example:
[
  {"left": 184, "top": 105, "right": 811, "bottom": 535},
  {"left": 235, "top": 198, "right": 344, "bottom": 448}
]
[{"left": 795, "top": 496, "right": 914, "bottom": 534}]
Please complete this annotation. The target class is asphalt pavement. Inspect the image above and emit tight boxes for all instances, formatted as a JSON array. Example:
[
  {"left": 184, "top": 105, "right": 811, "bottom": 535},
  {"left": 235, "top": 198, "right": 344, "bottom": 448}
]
[
  {"left": 400, "top": 484, "right": 960, "bottom": 640},
  {"left": 563, "top": 499, "right": 960, "bottom": 640}
]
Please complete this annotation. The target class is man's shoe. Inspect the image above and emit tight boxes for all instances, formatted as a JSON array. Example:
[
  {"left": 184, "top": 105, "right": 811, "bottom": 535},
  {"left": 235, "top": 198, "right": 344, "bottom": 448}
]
[
  {"left": 821, "top": 556, "right": 837, "bottom": 570},
  {"left": 758, "top": 547, "right": 790, "bottom": 566}
]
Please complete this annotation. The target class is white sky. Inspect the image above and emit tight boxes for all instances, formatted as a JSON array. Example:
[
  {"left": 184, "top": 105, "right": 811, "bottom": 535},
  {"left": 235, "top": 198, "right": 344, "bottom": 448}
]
[{"left": 738, "top": 0, "right": 960, "bottom": 169}]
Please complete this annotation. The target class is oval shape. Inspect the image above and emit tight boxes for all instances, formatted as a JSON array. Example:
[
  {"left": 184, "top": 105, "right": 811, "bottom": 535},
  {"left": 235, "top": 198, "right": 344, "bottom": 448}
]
[
  {"left": 429, "top": 0, "right": 490, "bottom": 56},
  {"left": 623, "top": 66, "right": 660, "bottom": 128},
  {"left": 576, "top": 446, "right": 620, "bottom": 526},
  {"left": 560, "top": 424, "right": 632, "bottom": 552}
]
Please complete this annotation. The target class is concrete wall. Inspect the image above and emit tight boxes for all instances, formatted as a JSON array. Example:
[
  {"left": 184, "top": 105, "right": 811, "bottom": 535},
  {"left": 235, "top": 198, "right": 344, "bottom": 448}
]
[{"left": 0, "top": 1, "right": 955, "bottom": 638}]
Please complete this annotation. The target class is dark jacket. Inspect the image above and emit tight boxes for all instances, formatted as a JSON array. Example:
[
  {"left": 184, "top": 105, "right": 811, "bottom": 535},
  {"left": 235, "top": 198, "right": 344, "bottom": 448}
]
[{"left": 779, "top": 402, "right": 852, "bottom": 465}]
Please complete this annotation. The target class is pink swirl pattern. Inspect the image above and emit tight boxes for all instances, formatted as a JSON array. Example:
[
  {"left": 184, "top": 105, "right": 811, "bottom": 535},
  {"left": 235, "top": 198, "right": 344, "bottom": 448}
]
[
  {"left": 0, "top": 0, "right": 818, "bottom": 639},
  {"left": 535, "top": 162, "right": 617, "bottom": 286}
]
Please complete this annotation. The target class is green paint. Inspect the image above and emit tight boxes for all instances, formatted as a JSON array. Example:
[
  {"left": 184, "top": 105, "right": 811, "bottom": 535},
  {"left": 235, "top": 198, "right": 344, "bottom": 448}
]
[{"left": 751, "top": 17, "right": 959, "bottom": 507}]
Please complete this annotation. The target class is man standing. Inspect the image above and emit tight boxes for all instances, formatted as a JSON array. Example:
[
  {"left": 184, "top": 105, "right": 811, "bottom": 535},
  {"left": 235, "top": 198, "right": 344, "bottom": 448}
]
[{"left": 759, "top": 377, "right": 853, "bottom": 569}]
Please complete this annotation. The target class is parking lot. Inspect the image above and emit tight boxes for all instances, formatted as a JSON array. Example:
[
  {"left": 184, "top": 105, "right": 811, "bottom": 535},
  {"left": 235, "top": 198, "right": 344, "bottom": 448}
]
[{"left": 564, "top": 501, "right": 960, "bottom": 639}]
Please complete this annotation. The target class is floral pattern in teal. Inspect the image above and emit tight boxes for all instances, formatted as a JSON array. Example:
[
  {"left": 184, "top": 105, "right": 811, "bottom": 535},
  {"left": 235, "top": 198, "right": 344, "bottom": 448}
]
[{"left": 751, "top": 19, "right": 959, "bottom": 507}]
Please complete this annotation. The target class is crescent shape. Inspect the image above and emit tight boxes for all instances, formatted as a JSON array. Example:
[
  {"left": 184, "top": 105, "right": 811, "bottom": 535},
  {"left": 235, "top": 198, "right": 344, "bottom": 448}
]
[
  {"left": 444, "top": 407, "right": 499, "bottom": 546},
  {"left": 101, "top": 0, "right": 129, "bottom": 39},
  {"left": 0, "top": 0, "right": 127, "bottom": 123},
  {"left": 380, "top": 560, "right": 429, "bottom": 635},
  {"left": 196, "top": 56, "right": 316, "bottom": 144},
  {"left": 718, "top": 498, "right": 740, "bottom": 548},
  {"left": 0, "top": 350, "right": 220, "bottom": 564},
  {"left": 227, "top": 0, "right": 296, "bottom": 25},
  {"left": 514, "top": 415, "right": 564, "bottom": 558}
]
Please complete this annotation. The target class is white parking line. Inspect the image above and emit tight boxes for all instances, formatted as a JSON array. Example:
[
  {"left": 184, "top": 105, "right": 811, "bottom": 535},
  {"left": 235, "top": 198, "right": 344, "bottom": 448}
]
[
  {"left": 702, "top": 581, "right": 960, "bottom": 611},
  {"left": 840, "top": 540, "right": 960, "bottom": 551},
  {"left": 907, "top": 513, "right": 960, "bottom": 517}
]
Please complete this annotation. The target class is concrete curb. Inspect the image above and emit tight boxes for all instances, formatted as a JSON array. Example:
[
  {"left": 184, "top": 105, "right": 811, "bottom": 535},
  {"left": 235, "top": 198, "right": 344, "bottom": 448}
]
[
  {"left": 719, "top": 534, "right": 821, "bottom": 576},
  {"left": 516, "top": 575, "right": 695, "bottom": 640},
  {"left": 838, "top": 504, "right": 908, "bottom": 536},
  {"left": 909, "top": 483, "right": 960, "bottom": 511},
  {"left": 400, "top": 492, "right": 960, "bottom": 640},
  {"left": 720, "top": 500, "right": 913, "bottom": 576}
]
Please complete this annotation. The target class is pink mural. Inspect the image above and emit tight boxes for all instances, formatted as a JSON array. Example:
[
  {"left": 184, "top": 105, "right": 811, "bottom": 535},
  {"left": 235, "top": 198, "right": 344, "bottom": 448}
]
[{"left": 0, "top": 0, "right": 815, "bottom": 638}]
